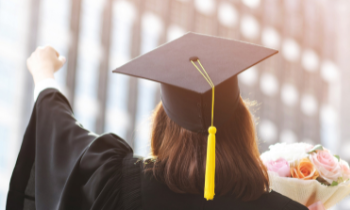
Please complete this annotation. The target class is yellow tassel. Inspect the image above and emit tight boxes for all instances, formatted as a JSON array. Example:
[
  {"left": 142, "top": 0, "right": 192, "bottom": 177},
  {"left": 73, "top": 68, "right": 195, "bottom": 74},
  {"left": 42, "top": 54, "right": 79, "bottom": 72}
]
[
  {"left": 191, "top": 59, "right": 216, "bottom": 200},
  {"left": 204, "top": 126, "right": 216, "bottom": 200}
]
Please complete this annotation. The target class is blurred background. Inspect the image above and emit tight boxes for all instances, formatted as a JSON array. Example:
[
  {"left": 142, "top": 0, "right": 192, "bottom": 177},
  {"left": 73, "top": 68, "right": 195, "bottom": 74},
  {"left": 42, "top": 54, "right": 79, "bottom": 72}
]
[{"left": 0, "top": 0, "right": 350, "bottom": 209}]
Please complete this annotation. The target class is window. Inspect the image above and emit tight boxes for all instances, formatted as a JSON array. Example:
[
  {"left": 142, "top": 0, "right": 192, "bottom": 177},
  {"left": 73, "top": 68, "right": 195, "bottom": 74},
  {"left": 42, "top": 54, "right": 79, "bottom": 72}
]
[
  {"left": 133, "top": 13, "right": 162, "bottom": 157},
  {"left": 73, "top": 0, "right": 104, "bottom": 132},
  {"left": 104, "top": 0, "right": 136, "bottom": 139}
]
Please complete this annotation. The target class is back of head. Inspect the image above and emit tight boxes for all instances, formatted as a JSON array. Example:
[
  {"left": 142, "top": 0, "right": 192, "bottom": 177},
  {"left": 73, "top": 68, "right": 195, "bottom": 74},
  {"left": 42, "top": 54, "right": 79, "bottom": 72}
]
[{"left": 149, "top": 96, "right": 269, "bottom": 201}]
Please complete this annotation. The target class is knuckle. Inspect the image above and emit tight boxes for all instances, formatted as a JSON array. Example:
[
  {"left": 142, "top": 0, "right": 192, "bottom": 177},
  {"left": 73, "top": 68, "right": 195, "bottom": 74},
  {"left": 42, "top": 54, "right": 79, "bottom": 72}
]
[
  {"left": 36, "top": 46, "right": 44, "bottom": 52},
  {"left": 46, "top": 45, "right": 53, "bottom": 50}
]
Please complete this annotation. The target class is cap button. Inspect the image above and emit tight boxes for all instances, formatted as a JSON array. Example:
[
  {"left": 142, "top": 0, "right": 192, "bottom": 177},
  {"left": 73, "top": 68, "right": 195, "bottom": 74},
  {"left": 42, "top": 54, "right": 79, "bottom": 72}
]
[{"left": 189, "top": 56, "right": 199, "bottom": 61}]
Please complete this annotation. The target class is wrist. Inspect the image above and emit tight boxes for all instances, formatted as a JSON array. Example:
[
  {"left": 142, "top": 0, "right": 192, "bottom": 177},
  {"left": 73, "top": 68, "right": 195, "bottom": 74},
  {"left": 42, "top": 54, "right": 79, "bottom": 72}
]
[{"left": 33, "top": 71, "right": 55, "bottom": 85}]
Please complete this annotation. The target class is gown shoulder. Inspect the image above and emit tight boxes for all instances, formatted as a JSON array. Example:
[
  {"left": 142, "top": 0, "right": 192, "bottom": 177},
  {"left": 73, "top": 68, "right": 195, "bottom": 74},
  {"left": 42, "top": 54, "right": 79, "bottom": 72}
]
[
  {"left": 73, "top": 133, "right": 137, "bottom": 210},
  {"left": 257, "top": 191, "right": 309, "bottom": 210}
]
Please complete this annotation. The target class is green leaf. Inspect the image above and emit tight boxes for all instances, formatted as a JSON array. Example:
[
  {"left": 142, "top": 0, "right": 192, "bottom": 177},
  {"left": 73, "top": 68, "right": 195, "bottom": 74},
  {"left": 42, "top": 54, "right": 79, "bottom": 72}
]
[
  {"left": 338, "top": 177, "right": 344, "bottom": 183},
  {"left": 334, "top": 155, "right": 340, "bottom": 162},
  {"left": 307, "top": 144, "right": 324, "bottom": 154},
  {"left": 331, "top": 181, "right": 338, "bottom": 186}
]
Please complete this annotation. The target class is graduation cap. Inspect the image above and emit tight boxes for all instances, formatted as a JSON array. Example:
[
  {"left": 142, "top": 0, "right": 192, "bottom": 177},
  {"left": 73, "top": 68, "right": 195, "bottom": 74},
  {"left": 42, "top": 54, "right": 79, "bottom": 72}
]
[{"left": 113, "top": 32, "right": 278, "bottom": 200}]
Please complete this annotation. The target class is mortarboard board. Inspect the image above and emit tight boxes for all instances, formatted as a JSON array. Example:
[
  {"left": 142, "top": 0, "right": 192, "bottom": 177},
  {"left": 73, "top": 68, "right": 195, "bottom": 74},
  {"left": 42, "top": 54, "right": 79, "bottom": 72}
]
[{"left": 112, "top": 32, "right": 278, "bottom": 200}]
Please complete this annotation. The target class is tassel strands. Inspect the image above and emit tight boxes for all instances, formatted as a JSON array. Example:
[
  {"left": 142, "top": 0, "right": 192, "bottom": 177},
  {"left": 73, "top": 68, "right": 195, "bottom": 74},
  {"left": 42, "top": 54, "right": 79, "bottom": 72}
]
[
  {"left": 191, "top": 59, "right": 216, "bottom": 200},
  {"left": 204, "top": 126, "right": 216, "bottom": 200}
]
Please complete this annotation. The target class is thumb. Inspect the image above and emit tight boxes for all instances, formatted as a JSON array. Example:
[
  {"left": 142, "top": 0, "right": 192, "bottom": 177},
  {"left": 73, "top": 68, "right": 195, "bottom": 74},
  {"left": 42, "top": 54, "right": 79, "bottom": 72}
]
[
  {"left": 59, "top": 56, "right": 66, "bottom": 65},
  {"left": 55, "top": 56, "right": 66, "bottom": 71}
]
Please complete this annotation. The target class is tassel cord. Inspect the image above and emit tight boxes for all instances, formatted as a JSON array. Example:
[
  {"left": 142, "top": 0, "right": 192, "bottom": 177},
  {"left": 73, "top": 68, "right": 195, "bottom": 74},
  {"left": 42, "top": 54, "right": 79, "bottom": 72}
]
[{"left": 191, "top": 59, "right": 216, "bottom": 200}]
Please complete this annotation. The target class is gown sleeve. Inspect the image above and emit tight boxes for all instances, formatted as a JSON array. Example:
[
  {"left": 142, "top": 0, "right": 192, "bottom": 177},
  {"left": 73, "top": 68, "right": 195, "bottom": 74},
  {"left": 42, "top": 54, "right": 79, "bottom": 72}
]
[{"left": 7, "top": 88, "right": 134, "bottom": 210}]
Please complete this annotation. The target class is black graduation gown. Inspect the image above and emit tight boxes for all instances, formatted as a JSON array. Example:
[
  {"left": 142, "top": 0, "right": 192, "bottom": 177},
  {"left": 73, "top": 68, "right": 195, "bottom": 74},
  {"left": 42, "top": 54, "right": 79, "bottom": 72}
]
[{"left": 6, "top": 89, "right": 308, "bottom": 210}]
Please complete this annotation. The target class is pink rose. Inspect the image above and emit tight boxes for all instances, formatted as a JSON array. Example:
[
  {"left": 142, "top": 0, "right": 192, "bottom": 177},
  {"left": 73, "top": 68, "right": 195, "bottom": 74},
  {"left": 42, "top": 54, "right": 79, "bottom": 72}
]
[
  {"left": 309, "top": 150, "right": 341, "bottom": 184},
  {"left": 305, "top": 144, "right": 314, "bottom": 152},
  {"left": 340, "top": 160, "right": 350, "bottom": 180},
  {"left": 264, "top": 158, "right": 291, "bottom": 177}
]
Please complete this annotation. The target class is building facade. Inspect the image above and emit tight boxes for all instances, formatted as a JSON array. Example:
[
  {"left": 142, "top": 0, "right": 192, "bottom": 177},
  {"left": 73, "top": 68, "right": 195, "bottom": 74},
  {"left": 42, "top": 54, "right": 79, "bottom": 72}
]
[{"left": 0, "top": 0, "right": 349, "bottom": 209}]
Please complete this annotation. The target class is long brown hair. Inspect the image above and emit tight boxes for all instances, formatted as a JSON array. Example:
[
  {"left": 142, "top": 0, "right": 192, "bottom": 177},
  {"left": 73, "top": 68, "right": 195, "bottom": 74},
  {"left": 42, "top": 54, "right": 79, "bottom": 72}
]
[{"left": 149, "top": 96, "right": 269, "bottom": 201}]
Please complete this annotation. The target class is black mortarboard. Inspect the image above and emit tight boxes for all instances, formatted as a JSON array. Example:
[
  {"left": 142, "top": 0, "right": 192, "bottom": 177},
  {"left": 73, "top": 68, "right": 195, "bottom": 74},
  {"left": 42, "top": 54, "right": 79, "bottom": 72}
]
[
  {"left": 112, "top": 32, "right": 277, "bottom": 133},
  {"left": 112, "top": 32, "right": 278, "bottom": 200}
]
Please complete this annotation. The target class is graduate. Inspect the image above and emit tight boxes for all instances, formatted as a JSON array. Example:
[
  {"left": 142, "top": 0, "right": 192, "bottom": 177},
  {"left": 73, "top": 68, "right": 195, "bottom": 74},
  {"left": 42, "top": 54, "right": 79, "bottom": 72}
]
[{"left": 7, "top": 33, "right": 311, "bottom": 209}]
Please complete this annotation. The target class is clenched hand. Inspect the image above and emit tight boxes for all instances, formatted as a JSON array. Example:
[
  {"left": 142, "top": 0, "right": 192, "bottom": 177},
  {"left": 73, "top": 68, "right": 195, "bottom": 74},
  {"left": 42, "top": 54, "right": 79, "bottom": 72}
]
[{"left": 27, "top": 45, "right": 66, "bottom": 85}]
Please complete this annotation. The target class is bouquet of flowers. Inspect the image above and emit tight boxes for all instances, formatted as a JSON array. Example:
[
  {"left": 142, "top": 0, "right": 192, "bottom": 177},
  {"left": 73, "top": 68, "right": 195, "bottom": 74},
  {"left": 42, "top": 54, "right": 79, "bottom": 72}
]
[{"left": 261, "top": 143, "right": 350, "bottom": 209}]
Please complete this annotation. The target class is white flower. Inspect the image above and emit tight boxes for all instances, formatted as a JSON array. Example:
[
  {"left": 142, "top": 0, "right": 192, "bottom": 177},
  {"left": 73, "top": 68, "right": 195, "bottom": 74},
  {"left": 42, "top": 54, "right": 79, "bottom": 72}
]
[{"left": 260, "top": 142, "right": 313, "bottom": 164}]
